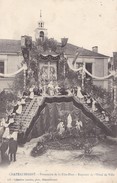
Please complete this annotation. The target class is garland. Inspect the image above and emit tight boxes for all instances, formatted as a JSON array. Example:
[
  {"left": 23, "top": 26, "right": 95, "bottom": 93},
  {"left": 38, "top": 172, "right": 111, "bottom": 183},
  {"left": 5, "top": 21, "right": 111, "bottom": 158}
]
[
  {"left": 84, "top": 68, "right": 114, "bottom": 80},
  {"left": 67, "top": 60, "right": 82, "bottom": 72},
  {"left": 67, "top": 59, "right": 117, "bottom": 80},
  {"left": 0, "top": 64, "right": 27, "bottom": 78}
]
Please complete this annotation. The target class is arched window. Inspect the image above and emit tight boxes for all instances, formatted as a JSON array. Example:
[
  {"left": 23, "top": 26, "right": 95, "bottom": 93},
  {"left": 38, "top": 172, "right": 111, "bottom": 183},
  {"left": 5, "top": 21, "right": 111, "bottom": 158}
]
[{"left": 40, "top": 31, "right": 44, "bottom": 38}]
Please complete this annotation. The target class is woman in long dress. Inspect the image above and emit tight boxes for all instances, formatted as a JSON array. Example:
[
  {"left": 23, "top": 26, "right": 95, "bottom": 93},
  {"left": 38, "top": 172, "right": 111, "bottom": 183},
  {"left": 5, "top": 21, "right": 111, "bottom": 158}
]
[
  {"left": 67, "top": 114, "right": 72, "bottom": 127},
  {"left": 92, "top": 98, "right": 97, "bottom": 112},
  {"left": 16, "top": 101, "right": 22, "bottom": 115},
  {"left": 57, "top": 122, "right": 65, "bottom": 135},
  {"left": 29, "top": 87, "right": 34, "bottom": 99},
  {"left": 77, "top": 86, "right": 84, "bottom": 100},
  {"left": 1, "top": 118, "right": 10, "bottom": 139},
  {"left": 48, "top": 81, "right": 54, "bottom": 96},
  {"left": 67, "top": 114, "right": 72, "bottom": 134}
]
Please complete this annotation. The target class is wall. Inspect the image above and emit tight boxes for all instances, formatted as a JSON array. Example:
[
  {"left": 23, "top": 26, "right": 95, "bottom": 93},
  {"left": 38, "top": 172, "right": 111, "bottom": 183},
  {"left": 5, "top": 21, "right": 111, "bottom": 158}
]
[
  {"left": 0, "top": 53, "right": 23, "bottom": 91},
  {"left": 7, "top": 54, "right": 23, "bottom": 73},
  {"left": 0, "top": 77, "right": 14, "bottom": 92},
  {"left": 67, "top": 56, "right": 109, "bottom": 90}
]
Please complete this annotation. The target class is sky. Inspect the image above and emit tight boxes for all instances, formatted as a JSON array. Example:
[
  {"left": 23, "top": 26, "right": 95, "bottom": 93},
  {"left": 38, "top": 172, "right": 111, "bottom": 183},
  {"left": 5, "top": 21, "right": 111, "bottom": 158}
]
[{"left": 0, "top": 0, "right": 117, "bottom": 56}]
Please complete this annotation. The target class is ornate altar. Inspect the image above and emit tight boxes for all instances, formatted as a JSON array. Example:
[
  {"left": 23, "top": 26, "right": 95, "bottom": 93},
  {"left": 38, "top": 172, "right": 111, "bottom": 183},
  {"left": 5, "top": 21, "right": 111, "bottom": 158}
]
[{"left": 38, "top": 51, "right": 60, "bottom": 85}]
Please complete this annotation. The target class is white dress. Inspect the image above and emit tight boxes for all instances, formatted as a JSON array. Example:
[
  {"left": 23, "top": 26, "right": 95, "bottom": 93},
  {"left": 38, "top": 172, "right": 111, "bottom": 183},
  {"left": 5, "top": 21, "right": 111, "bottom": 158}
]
[
  {"left": 29, "top": 88, "right": 34, "bottom": 99},
  {"left": 77, "top": 87, "right": 84, "bottom": 99},
  {"left": 48, "top": 82, "right": 54, "bottom": 96},
  {"left": 21, "top": 98, "right": 26, "bottom": 105},
  {"left": 67, "top": 114, "right": 72, "bottom": 129},
  {"left": 76, "top": 120, "right": 81, "bottom": 130},
  {"left": 16, "top": 101, "right": 22, "bottom": 114},
  {"left": 10, "top": 131, "right": 18, "bottom": 141},
  {"left": 76, "top": 120, "right": 83, "bottom": 130},
  {"left": 92, "top": 99, "right": 97, "bottom": 112},
  {"left": 1, "top": 120, "right": 10, "bottom": 139},
  {"left": 57, "top": 122, "right": 65, "bottom": 135},
  {"left": 9, "top": 117, "right": 14, "bottom": 124}
]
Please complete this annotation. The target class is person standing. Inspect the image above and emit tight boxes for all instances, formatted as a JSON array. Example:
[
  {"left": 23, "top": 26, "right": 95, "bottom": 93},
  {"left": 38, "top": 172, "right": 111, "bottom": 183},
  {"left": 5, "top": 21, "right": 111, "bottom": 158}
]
[
  {"left": 0, "top": 138, "right": 9, "bottom": 164},
  {"left": 1, "top": 118, "right": 10, "bottom": 139},
  {"left": 8, "top": 137, "right": 18, "bottom": 162},
  {"left": 16, "top": 100, "right": 22, "bottom": 115},
  {"left": 92, "top": 98, "right": 97, "bottom": 112},
  {"left": 67, "top": 114, "right": 72, "bottom": 134},
  {"left": 57, "top": 121, "right": 65, "bottom": 136},
  {"left": 77, "top": 86, "right": 84, "bottom": 101},
  {"left": 29, "top": 87, "right": 34, "bottom": 99}
]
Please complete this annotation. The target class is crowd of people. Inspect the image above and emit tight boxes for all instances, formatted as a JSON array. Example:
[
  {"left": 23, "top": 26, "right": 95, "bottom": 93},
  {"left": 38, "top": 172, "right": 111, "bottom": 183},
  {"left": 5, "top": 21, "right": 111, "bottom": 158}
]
[
  {"left": 0, "top": 80, "right": 111, "bottom": 165},
  {"left": 39, "top": 81, "right": 110, "bottom": 123},
  {"left": 0, "top": 85, "right": 39, "bottom": 165}
]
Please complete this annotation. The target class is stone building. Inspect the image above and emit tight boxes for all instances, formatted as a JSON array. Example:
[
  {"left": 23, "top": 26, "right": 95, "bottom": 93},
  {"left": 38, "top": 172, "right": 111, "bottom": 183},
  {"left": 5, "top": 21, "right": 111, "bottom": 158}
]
[
  {"left": 0, "top": 39, "right": 23, "bottom": 91},
  {"left": 0, "top": 15, "right": 110, "bottom": 91}
]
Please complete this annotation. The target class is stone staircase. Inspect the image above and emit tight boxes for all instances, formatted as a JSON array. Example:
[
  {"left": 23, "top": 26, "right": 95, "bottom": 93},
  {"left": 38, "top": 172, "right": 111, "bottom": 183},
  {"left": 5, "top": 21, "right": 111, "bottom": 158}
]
[
  {"left": 81, "top": 99, "right": 112, "bottom": 129},
  {"left": 9, "top": 94, "right": 113, "bottom": 141},
  {"left": 9, "top": 96, "right": 43, "bottom": 134}
]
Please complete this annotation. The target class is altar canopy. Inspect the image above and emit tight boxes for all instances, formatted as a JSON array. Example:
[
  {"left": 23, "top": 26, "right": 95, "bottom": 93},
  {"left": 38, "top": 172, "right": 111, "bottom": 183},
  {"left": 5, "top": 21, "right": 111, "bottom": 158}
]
[{"left": 38, "top": 53, "right": 60, "bottom": 84}]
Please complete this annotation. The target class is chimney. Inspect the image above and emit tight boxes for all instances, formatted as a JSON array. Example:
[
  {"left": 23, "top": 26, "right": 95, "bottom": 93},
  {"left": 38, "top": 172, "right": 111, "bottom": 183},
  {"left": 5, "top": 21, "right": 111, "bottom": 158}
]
[{"left": 92, "top": 46, "right": 98, "bottom": 53}]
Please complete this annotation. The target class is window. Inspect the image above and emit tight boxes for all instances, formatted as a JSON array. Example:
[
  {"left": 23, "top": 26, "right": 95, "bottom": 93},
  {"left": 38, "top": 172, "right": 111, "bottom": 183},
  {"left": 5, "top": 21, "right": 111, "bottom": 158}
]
[
  {"left": 0, "top": 61, "right": 4, "bottom": 74},
  {"left": 85, "top": 63, "right": 92, "bottom": 78},
  {"left": 40, "top": 31, "right": 44, "bottom": 38}
]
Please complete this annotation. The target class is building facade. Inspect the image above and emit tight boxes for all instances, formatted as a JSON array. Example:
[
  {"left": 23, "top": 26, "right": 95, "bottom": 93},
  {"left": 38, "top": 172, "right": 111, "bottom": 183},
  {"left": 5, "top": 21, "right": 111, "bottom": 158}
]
[
  {"left": 0, "top": 39, "right": 23, "bottom": 91},
  {"left": 0, "top": 16, "right": 110, "bottom": 91},
  {"left": 63, "top": 43, "right": 109, "bottom": 90}
]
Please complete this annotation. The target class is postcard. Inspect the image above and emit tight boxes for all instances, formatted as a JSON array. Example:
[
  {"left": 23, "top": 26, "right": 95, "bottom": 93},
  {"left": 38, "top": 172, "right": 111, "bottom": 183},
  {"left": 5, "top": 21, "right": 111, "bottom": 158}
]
[{"left": 0, "top": 0, "right": 117, "bottom": 183}]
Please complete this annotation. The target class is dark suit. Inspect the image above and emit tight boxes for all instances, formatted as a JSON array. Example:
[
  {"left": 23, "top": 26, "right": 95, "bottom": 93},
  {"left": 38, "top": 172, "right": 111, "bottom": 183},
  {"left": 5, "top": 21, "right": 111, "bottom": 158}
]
[{"left": 9, "top": 138, "right": 18, "bottom": 162}]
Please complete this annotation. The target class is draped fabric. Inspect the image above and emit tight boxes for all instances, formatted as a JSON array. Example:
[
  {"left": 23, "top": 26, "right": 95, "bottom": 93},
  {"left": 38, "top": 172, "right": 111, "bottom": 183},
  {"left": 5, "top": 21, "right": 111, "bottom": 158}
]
[
  {"left": 84, "top": 68, "right": 114, "bottom": 80},
  {"left": 25, "top": 96, "right": 113, "bottom": 141},
  {"left": 67, "top": 60, "right": 83, "bottom": 72},
  {"left": 0, "top": 64, "right": 27, "bottom": 77},
  {"left": 67, "top": 59, "right": 117, "bottom": 79}
]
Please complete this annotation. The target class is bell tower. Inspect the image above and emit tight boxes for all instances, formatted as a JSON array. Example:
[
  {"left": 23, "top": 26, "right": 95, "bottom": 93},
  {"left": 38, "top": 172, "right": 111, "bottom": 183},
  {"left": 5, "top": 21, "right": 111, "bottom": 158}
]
[{"left": 35, "top": 10, "right": 48, "bottom": 41}]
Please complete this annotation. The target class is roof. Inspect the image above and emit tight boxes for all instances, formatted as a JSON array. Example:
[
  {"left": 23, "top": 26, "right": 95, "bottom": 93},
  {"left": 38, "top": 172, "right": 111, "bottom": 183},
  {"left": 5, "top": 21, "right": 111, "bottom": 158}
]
[
  {"left": 0, "top": 39, "right": 109, "bottom": 58},
  {"left": 0, "top": 39, "right": 21, "bottom": 53},
  {"left": 63, "top": 43, "right": 109, "bottom": 58}
]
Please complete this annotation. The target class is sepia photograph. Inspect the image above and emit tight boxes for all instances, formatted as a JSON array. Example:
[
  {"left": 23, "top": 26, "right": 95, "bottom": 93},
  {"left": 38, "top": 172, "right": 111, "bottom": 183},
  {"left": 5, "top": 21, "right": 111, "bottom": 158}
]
[{"left": 0, "top": 0, "right": 117, "bottom": 182}]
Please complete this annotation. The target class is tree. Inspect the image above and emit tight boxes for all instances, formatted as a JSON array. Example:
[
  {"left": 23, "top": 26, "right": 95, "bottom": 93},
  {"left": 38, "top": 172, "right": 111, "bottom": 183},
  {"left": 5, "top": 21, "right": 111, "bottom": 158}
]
[
  {"left": 36, "top": 38, "right": 58, "bottom": 52},
  {"left": 0, "top": 90, "right": 17, "bottom": 116}
]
